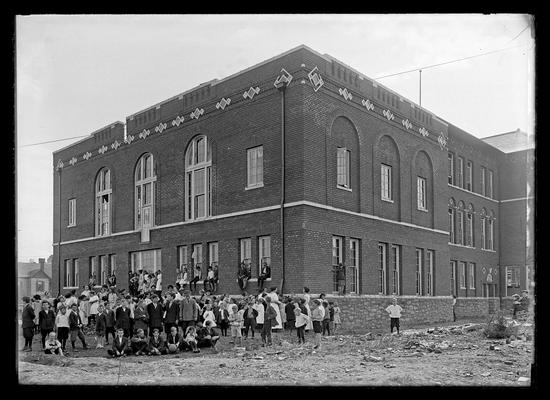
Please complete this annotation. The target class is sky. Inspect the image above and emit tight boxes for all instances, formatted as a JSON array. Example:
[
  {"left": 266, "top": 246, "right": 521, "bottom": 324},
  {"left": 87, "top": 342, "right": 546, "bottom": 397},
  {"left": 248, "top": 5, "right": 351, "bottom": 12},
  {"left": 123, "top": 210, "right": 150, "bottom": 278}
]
[{"left": 15, "top": 14, "right": 535, "bottom": 262}]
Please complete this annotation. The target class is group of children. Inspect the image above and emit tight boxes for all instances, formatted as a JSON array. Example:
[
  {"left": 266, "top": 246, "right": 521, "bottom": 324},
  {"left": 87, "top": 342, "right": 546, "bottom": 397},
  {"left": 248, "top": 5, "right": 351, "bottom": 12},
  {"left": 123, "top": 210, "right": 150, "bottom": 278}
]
[{"left": 21, "top": 284, "right": 347, "bottom": 356}]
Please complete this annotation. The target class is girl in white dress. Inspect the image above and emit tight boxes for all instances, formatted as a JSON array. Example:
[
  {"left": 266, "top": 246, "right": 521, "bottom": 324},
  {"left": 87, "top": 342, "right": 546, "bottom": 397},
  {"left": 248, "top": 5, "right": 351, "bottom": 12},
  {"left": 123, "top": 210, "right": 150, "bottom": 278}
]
[
  {"left": 303, "top": 287, "right": 313, "bottom": 331},
  {"left": 266, "top": 287, "right": 283, "bottom": 329}
]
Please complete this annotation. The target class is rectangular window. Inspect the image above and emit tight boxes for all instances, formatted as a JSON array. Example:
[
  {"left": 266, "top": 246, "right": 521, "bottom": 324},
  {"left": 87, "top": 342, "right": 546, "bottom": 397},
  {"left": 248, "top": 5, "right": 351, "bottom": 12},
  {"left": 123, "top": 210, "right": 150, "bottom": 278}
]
[
  {"left": 466, "top": 161, "right": 473, "bottom": 191},
  {"left": 448, "top": 208, "right": 455, "bottom": 244},
  {"left": 89, "top": 256, "right": 98, "bottom": 285},
  {"left": 391, "top": 245, "right": 401, "bottom": 295},
  {"left": 481, "top": 217, "right": 487, "bottom": 250},
  {"left": 415, "top": 248, "right": 423, "bottom": 295},
  {"left": 488, "top": 169, "right": 494, "bottom": 199},
  {"left": 349, "top": 239, "right": 360, "bottom": 294},
  {"left": 73, "top": 259, "right": 79, "bottom": 288},
  {"left": 457, "top": 157, "right": 464, "bottom": 188},
  {"left": 378, "top": 243, "right": 388, "bottom": 295},
  {"left": 456, "top": 210, "right": 464, "bottom": 245},
  {"left": 417, "top": 177, "right": 427, "bottom": 211},
  {"left": 469, "top": 263, "right": 476, "bottom": 290},
  {"left": 506, "top": 266, "right": 521, "bottom": 288},
  {"left": 332, "top": 236, "right": 344, "bottom": 292},
  {"left": 192, "top": 244, "right": 203, "bottom": 268},
  {"left": 481, "top": 167, "right": 487, "bottom": 196},
  {"left": 68, "top": 198, "right": 76, "bottom": 227},
  {"left": 178, "top": 246, "right": 188, "bottom": 269},
  {"left": 381, "top": 164, "right": 392, "bottom": 201},
  {"left": 450, "top": 261, "right": 457, "bottom": 296},
  {"left": 109, "top": 254, "right": 116, "bottom": 277},
  {"left": 247, "top": 146, "right": 264, "bottom": 188},
  {"left": 466, "top": 212, "right": 473, "bottom": 247},
  {"left": 258, "top": 236, "right": 271, "bottom": 278},
  {"left": 426, "top": 250, "right": 434, "bottom": 296},
  {"left": 64, "top": 259, "right": 71, "bottom": 288},
  {"left": 208, "top": 242, "right": 219, "bottom": 267},
  {"left": 240, "top": 238, "right": 251, "bottom": 266},
  {"left": 337, "top": 147, "right": 351, "bottom": 188},
  {"left": 130, "top": 249, "right": 162, "bottom": 273},
  {"left": 459, "top": 262, "right": 467, "bottom": 289},
  {"left": 100, "top": 255, "right": 108, "bottom": 286},
  {"left": 448, "top": 153, "right": 455, "bottom": 185}
]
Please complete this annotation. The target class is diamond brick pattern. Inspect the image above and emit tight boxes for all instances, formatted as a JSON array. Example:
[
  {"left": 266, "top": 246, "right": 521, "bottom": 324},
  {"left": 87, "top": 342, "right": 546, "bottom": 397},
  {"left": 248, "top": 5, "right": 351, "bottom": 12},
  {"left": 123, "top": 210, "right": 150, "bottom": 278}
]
[
  {"left": 216, "top": 98, "right": 231, "bottom": 110},
  {"left": 172, "top": 115, "right": 185, "bottom": 127},
  {"left": 338, "top": 87, "right": 353, "bottom": 101},
  {"left": 308, "top": 67, "right": 324, "bottom": 92},
  {"left": 154, "top": 123, "right": 167, "bottom": 133},
  {"left": 361, "top": 99, "right": 374, "bottom": 111},
  {"left": 383, "top": 109, "right": 395, "bottom": 121},
  {"left": 190, "top": 108, "right": 204, "bottom": 119},
  {"left": 243, "top": 86, "right": 260, "bottom": 99}
]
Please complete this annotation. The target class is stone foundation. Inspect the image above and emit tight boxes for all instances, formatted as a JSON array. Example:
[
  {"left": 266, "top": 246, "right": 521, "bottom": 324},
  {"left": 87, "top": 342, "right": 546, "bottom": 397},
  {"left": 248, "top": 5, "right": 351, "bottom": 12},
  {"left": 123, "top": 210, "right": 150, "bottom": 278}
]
[{"left": 454, "top": 297, "right": 501, "bottom": 319}]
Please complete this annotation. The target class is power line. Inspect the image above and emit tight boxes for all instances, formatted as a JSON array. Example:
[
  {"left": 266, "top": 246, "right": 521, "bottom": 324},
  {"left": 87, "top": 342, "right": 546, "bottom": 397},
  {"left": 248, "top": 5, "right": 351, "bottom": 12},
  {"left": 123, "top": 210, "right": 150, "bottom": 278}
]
[
  {"left": 18, "top": 135, "right": 89, "bottom": 148},
  {"left": 375, "top": 42, "right": 529, "bottom": 80}
]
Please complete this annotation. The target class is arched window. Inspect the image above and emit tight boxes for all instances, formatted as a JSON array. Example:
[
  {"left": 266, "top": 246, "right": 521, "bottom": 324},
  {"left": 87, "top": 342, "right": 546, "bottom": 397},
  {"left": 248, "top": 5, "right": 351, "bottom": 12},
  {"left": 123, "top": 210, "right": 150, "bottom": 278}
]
[
  {"left": 480, "top": 208, "right": 487, "bottom": 250},
  {"left": 457, "top": 201, "right": 465, "bottom": 245},
  {"left": 185, "top": 136, "right": 212, "bottom": 220},
  {"left": 95, "top": 168, "right": 111, "bottom": 236},
  {"left": 448, "top": 199, "right": 455, "bottom": 244},
  {"left": 466, "top": 204, "right": 474, "bottom": 247},
  {"left": 135, "top": 153, "right": 156, "bottom": 230},
  {"left": 488, "top": 210, "right": 495, "bottom": 250}
]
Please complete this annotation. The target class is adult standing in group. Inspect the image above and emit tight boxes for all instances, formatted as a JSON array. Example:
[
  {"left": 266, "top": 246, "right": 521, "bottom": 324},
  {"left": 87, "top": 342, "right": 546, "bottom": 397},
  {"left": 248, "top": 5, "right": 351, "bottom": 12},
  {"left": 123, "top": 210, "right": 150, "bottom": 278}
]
[
  {"left": 133, "top": 297, "right": 149, "bottom": 336},
  {"left": 147, "top": 294, "right": 164, "bottom": 336},
  {"left": 163, "top": 292, "right": 180, "bottom": 334},
  {"left": 21, "top": 296, "right": 35, "bottom": 351},
  {"left": 88, "top": 291, "right": 100, "bottom": 326},
  {"left": 179, "top": 290, "right": 199, "bottom": 335},
  {"left": 115, "top": 300, "right": 132, "bottom": 338},
  {"left": 38, "top": 300, "right": 56, "bottom": 350},
  {"left": 302, "top": 287, "right": 313, "bottom": 331},
  {"left": 266, "top": 287, "right": 283, "bottom": 330}
]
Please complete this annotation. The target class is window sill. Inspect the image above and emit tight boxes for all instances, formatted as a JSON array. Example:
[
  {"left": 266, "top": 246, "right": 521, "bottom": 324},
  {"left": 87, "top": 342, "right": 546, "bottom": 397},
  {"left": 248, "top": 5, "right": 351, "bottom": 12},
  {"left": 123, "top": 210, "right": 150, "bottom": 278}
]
[
  {"left": 337, "top": 185, "right": 352, "bottom": 192},
  {"left": 449, "top": 243, "right": 476, "bottom": 249},
  {"left": 381, "top": 197, "right": 394, "bottom": 203},
  {"left": 67, "top": 224, "right": 76, "bottom": 228},
  {"left": 481, "top": 249, "right": 496, "bottom": 253},
  {"left": 63, "top": 286, "right": 79, "bottom": 290},
  {"left": 459, "top": 286, "right": 467, "bottom": 290},
  {"left": 245, "top": 183, "right": 264, "bottom": 191},
  {"left": 417, "top": 207, "right": 428, "bottom": 213},
  {"left": 235, "top": 278, "right": 272, "bottom": 282}
]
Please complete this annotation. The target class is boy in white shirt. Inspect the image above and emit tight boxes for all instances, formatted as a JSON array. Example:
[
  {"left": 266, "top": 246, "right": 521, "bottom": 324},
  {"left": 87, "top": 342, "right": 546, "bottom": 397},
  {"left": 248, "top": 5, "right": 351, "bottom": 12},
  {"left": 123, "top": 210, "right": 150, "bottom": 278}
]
[{"left": 385, "top": 298, "right": 403, "bottom": 335}]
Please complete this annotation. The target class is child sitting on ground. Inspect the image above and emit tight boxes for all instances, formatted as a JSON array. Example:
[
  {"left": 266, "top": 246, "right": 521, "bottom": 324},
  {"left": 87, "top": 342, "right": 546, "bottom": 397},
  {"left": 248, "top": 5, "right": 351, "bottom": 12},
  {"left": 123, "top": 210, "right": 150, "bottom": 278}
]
[
  {"left": 184, "top": 325, "right": 200, "bottom": 353},
  {"left": 148, "top": 328, "right": 167, "bottom": 355},
  {"left": 108, "top": 328, "right": 130, "bottom": 357},
  {"left": 130, "top": 328, "right": 149, "bottom": 356},
  {"left": 166, "top": 326, "right": 182, "bottom": 354},
  {"left": 44, "top": 331, "right": 64, "bottom": 356}
]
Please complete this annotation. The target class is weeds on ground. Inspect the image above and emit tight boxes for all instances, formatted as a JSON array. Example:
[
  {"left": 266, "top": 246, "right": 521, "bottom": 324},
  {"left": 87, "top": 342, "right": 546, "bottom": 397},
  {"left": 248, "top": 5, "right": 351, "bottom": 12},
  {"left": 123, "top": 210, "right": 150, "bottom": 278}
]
[{"left": 483, "top": 312, "right": 512, "bottom": 339}]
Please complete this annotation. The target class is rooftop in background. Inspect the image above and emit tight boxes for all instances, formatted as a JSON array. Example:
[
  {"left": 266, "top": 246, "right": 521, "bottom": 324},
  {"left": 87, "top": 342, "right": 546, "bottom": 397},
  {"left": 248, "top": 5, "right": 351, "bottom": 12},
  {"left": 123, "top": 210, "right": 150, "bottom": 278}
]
[
  {"left": 481, "top": 129, "right": 534, "bottom": 153},
  {"left": 18, "top": 260, "right": 52, "bottom": 279}
]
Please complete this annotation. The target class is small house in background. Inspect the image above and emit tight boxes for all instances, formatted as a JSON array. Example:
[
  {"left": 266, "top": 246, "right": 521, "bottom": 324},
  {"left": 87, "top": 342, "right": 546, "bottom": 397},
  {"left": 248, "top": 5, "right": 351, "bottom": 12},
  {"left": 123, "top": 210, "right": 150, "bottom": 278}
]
[{"left": 18, "top": 258, "right": 52, "bottom": 299}]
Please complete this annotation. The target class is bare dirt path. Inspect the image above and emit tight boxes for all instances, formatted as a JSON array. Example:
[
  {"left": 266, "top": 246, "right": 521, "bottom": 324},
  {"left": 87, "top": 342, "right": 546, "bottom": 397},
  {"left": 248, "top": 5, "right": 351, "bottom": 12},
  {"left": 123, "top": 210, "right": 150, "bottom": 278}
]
[{"left": 18, "top": 320, "right": 534, "bottom": 386}]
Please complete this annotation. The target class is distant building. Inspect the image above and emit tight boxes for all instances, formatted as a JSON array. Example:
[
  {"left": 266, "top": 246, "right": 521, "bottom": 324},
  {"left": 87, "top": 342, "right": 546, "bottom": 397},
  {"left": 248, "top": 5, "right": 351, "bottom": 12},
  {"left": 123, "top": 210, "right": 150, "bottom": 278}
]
[{"left": 18, "top": 258, "right": 52, "bottom": 298}]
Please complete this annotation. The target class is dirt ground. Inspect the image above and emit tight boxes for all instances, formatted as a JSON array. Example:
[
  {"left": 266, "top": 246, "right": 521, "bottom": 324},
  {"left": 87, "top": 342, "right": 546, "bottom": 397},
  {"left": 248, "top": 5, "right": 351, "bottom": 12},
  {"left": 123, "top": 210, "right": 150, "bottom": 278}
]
[{"left": 17, "top": 318, "right": 534, "bottom": 386}]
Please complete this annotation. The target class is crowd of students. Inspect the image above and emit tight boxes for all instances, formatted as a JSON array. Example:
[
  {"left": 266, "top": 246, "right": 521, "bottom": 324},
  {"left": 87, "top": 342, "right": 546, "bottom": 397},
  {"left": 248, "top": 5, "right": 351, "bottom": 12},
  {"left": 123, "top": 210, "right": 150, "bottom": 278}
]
[{"left": 20, "top": 281, "right": 343, "bottom": 358}]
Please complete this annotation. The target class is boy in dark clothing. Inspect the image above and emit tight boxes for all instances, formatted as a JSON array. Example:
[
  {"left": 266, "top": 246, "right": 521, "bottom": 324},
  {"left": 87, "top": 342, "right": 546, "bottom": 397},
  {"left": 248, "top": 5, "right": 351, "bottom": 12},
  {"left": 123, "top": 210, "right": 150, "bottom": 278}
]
[
  {"left": 163, "top": 292, "right": 180, "bottom": 334},
  {"left": 108, "top": 328, "right": 131, "bottom": 357},
  {"left": 196, "top": 320, "right": 221, "bottom": 351},
  {"left": 21, "top": 297, "right": 35, "bottom": 351},
  {"left": 38, "top": 301, "right": 56, "bottom": 350},
  {"left": 104, "top": 303, "right": 116, "bottom": 344},
  {"left": 68, "top": 304, "right": 89, "bottom": 351},
  {"left": 147, "top": 295, "right": 164, "bottom": 336},
  {"left": 322, "top": 301, "right": 331, "bottom": 336},
  {"left": 115, "top": 300, "right": 132, "bottom": 338},
  {"left": 148, "top": 328, "right": 167, "bottom": 355},
  {"left": 284, "top": 299, "right": 296, "bottom": 333},
  {"left": 243, "top": 302, "right": 258, "bottom": 339},
  {"left": 261, "top": 296, "right": 277, "bottom": 347},
  {"left": 130, "top": 328, "right": 149, "bottom": 355}
]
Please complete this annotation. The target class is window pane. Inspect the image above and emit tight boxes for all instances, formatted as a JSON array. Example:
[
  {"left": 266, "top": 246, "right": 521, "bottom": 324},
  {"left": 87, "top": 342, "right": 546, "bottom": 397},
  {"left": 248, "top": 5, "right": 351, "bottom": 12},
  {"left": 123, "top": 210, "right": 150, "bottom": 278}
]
[{"left": 197, "top": 138, "right": 206, "bottom": 163}]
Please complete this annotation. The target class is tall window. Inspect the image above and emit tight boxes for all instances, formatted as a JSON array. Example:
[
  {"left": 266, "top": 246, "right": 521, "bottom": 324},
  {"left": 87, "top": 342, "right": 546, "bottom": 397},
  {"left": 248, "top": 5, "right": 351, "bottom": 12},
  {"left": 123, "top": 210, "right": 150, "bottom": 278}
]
[
  {"left": 240, "top": 238, "right": 251, "bottom": 267},
  {"left": 378, "top": 243, "right": 388, "bottom": 295},
  {"left": 457, "top": 157, "right": 464, "bottom": 188},
  {"left": 417, "top": 176, "right": 427, "bottom": 211},
  {"left": 185, "top": 136, "right": 212, "bottom": 220},
  {"left": 68, "top": 198, "right": 76, "bottom": 227},
  {"left": 258, "top": 236, "right": 271, "bottom": 278},
  {"left": 178, "top": 246, "right": 188, "bottom": 269},
  {"left": 488, "top": 211, "right": 495, "bottom": 250},
  {"left": 506, "top": 266, "right": 520, "bottom": 288},
  {"left": 415, "top": 249, "right": 423, "bottom": 295},
  {"left": 466, "top": 161, "right": 473, "bottom": 191},
  {"left": 337, "top": 148, "right": 351, "bottom": 189},
  {"left": 381, "top": 164, "right": 392, "bottom": 201},
  {"left": 391, "top": 245, "right": 401, "bottom": 295},
  {"left": 349, "top": 239, "right": 360, "bottom": 294},
  {"left": 95, "top": 168, "right": 112, "bottom": 236},
  {"left": 247, "top": 146, "right": 264, "bottom": 188},
  {"left": 130, "top": 249, "right": 162, "bottom": 273},
  {"left": 481, "top": 209, "right": 487, "bottom": 250},
  {"left": 488, "top": 169, "right": 494, "bottom": 199},
  {"left": 426, "top": 250, "right": 434, "bottom": 296},
  {"left": 481, "top": 166, "right": 487, "bottom": 196},
  {"left": 192, "top": 244, "right": 203, "bottom": 268},
  {"left": 208, "top": 242, "right": 219, "bottom": 267},
  {"left": 89, "top": 256, "right": 98, "bottom": 284},
  {"left": 466, "top": 205, "right": 474, "bottom": 247},
  {"left": 459, "top": 262, "right": 467, "bottom": 289},
  {"left": 448, "top": 200, "right": 455, "bottom": 244},
  {"left": 332, "top": 236, "right": 344, "bottom": 292},
  {"left": 450, "top": 261, "right": 457, "bottom": 296},
  {"left": 448, "top": 152, "right": 455, "bottom": 185},
  {"left": 109, "top": 254, "right": 116, "bottom": 277},
  {"left": 456, "top": 203, "right": 464, "bottom": 245},
  {"left": 135, "top": 153, "right": 156, "bottom": 230},
  {"left": 63, "top": 259, "right": 78, "bottom": 288},
  {"left": 64, "top": 260, "right": 70, "bottom": 288},
  {"left": 469, "top": 263, "right": 476, "bottom": 290}
]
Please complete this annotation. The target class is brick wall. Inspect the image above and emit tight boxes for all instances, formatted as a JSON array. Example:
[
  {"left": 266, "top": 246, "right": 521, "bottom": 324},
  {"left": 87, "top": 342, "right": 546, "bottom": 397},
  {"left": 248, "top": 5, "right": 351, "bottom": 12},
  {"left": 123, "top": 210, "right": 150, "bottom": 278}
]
[{"left": 454, "top": 297, "right": 500, "bottom": 319}]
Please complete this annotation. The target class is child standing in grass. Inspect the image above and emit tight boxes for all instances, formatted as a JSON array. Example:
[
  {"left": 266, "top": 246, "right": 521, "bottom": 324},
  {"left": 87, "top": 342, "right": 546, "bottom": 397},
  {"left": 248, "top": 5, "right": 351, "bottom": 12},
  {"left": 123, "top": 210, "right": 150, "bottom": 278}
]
[
  {"left": 333, "top": 302, "right": 341, "bottom": 335},
  {"left": 228, "top": 304, "right": 243, "bottom": 347},
  {"left": 385, "top": 297, "right": 403, "bottom": 335},
  {"left": 95, "top": 304, "right": 106, "bottom": 348},
  {"left": 294, "top": 306, "right": 309, "bottom": 345},
  {"left": 55, "top": 305, "right": 70, "bottom": 352},
  {"left": 311, "top": 300, "right": 323, "bottom": 349}
]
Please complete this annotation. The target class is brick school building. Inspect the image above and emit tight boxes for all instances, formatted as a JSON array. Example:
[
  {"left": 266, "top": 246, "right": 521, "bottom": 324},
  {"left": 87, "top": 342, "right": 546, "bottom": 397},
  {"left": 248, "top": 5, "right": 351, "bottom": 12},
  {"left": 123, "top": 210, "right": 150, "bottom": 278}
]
[{"left": 51, "top": 45, "right": 534, "bottom": 328}]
